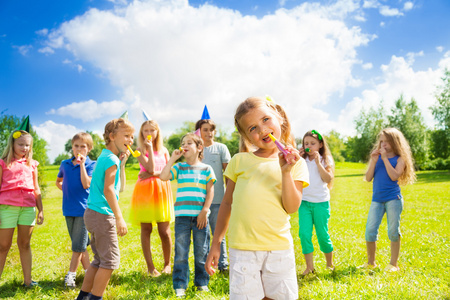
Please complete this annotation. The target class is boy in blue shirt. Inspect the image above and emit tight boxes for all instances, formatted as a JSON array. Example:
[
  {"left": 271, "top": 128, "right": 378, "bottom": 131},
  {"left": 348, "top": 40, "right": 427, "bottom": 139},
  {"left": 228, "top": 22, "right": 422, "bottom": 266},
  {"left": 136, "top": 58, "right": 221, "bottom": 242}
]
[{"left": 56, "top": 132, "right": 96, "bottom": 287}]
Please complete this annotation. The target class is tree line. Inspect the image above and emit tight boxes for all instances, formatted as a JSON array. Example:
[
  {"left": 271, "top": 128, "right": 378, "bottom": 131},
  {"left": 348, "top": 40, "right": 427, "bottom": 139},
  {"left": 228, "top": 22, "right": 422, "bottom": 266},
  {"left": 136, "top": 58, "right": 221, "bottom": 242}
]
[{"left": 2, "top": 70, "right": 449, "bottom": 173}]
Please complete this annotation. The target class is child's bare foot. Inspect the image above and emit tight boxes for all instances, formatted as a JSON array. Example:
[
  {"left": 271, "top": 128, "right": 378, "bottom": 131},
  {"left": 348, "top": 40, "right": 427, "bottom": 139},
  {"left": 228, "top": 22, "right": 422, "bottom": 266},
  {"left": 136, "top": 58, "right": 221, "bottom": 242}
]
[
  {"left": 148, "top": 269, "right": 161, "bottom": 277},
  {"left": 301, "top": 268, "right": 315, "bottom": 276},
  {"left": 161, "top": 265, "right": 171, "bottom": 274}
]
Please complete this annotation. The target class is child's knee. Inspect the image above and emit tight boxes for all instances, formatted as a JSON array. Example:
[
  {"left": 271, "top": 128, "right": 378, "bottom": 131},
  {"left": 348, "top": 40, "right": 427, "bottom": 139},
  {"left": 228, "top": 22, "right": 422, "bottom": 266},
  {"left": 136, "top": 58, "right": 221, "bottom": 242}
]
[
  {"left": 388, "top": 232, "right": 401, "bottom": 242},
  {"left": 17, "top": 240, "right": 31, "bottom": 250},
  {"left": 0, "top": 241, "right": 12, "bottom": 252}
]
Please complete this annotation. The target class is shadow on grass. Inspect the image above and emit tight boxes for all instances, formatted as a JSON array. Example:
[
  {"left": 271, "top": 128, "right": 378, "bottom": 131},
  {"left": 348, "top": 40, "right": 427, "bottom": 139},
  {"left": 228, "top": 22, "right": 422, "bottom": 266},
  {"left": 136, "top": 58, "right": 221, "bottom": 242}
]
[
  {"left": 416, "top": 171, "right": 450, "bottom": 184},
  {"left": 334, "top": 173, "right": 365, "bottom": 178},
  {"left": 0, "top": 278, "right": 73, "bottom": 298}
]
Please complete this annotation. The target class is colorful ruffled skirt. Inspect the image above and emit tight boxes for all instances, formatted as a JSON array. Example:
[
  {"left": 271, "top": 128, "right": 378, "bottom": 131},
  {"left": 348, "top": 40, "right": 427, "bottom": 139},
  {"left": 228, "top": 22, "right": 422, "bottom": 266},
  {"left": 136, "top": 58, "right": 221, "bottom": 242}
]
[{"left": 130, "top": 177, "right": 174, "bottom": 225}]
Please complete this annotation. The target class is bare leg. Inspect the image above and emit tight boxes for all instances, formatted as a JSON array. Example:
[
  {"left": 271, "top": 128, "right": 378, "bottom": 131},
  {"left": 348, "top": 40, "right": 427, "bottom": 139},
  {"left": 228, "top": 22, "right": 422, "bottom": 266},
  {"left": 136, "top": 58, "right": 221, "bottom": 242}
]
[
  {"left": 366, "top": 241, "right": 377, "bottom": 266},
  {"left": 141, "top": 223, "right": 160, "bottom": 276},
  {"left": 17, "top": 225, "right": 34, "bottom": 285},
  {"left": 157, "top": 222, "right": 172, "bottom": 274},
  {"left": 0, "top": 228, "right": 15, "bottom": 280},
  {"left": 90, "top": 267, "right": 114, "bottom": 297},
  {"left": 69, "top": 252, "right": 83, "bottom": 273},
  {"left": 81, "top": 251, "right": 90, "bottom": 270},
  {"left": 390, "top": 239, "right": 400, "bottom": 267},
  {"left": 302, "top": 252, "right": 314, "bottom": 275},
  {"left": 80, "top": 265, "right": 98, "bottom": 293},
  {"left": 324, "top": 251, "right": 334, "bottom": 269}
]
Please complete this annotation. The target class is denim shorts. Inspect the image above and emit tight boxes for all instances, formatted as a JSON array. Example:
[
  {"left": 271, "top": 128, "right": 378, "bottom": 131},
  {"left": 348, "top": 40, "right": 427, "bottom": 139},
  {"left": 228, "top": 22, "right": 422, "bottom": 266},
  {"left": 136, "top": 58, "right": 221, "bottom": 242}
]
[
  {"left": 365, "top": 198, "right": 403, "bottom": 242},
  {"left": 0, "top": 205, "right": 36, "bottom": 228},
  {"left": 65, "top": 216, "right": 90, "bottom": 252}
]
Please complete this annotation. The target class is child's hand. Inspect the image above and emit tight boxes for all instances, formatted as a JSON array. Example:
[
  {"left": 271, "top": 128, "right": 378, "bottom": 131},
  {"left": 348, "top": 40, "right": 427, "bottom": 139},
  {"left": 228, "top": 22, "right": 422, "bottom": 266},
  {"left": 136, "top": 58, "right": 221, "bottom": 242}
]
[
  {"left": 298, "top": 147, "right": 305, "bottom": 156},
  {"left": 171, "top": 148, "right": 184, "bottom": 160},
  {"left": 379, "top": 147, "right": 388, "bottom": 159},
  {"left": 205, "top": 243, "right": 221, "bottom": 275},
  {"left": 37, "top": 210, "right": 44, "bottom": 225},
  {"left": 119, "top": 151, "right": 130, "bottom": 164},
  {"left": 196, "top": 209, "right": 208, "bottom": 229},
  {"left": 116, "top": 217, "right": 128, "bottom": 236},
  {"left": 279, "top": 146, "right": 300, "bottom": 171},
  {"left": 370, "top": 149, "right": 380, "bottom": 160},
  {"left": 138, "top": 171, "right": 151, "bottom": 180},
  {"left": 312, "top": 151, "right": 321, "bottom": 164}
]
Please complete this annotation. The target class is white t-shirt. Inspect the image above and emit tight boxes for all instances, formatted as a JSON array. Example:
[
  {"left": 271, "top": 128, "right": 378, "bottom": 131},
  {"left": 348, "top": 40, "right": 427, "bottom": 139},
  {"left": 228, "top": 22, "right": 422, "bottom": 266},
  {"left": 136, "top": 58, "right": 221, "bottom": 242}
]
[{"left": 302, "top": 155, "right": 333, "bottom": 203}]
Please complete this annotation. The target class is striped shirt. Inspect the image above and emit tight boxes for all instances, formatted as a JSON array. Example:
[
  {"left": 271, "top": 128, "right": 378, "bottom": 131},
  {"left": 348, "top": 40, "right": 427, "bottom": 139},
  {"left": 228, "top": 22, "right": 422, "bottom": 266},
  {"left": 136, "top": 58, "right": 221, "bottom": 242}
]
[{"left": 170, "top": 162, "right": 216, "bottom": 217}]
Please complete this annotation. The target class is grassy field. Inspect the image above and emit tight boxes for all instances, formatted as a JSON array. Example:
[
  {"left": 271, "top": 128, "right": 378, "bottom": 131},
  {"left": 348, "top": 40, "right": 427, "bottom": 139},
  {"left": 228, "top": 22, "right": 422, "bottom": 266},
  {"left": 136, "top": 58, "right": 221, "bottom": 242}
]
[{"left": 0, "top": 162, "right": 449, "bottom": 299}]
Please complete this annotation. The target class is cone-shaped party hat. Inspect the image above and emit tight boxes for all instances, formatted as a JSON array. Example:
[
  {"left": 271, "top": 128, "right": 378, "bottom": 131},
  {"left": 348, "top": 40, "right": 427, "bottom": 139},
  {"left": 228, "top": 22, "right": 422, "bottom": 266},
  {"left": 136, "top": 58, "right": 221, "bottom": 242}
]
[
  {"left": 142, "top": 109, "right": 151, "bottom": 121},
  {"left": 17, "top": 115, "right": 30, "bottom": 132},
  {"left": 201, "top": 105, "right": 210, "bottom": 120},
  {"left": 120, "top": 111, "right": 128, "bottom": 120}
]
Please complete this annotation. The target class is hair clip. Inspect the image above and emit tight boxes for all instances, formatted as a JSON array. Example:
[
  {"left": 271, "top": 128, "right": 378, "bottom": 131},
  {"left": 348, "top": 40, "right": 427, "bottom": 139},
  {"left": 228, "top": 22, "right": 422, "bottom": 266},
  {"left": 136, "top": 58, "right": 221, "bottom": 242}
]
[
  {"left": 265, "top": 95, "right": 274, "bottom": 103},
  {"left": 13, "top": 131, "right": 22, "bottom": 139},
  {"left": 311, "top": 130, "right": 322, "bottom": 140}
]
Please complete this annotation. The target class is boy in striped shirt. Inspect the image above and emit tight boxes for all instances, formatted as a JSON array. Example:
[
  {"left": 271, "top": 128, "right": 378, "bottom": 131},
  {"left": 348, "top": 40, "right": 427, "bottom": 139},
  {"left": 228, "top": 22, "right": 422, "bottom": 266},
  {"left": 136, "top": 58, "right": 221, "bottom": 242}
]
[{"left": 160, "top": 132, "right": 215, "bottom": 297}]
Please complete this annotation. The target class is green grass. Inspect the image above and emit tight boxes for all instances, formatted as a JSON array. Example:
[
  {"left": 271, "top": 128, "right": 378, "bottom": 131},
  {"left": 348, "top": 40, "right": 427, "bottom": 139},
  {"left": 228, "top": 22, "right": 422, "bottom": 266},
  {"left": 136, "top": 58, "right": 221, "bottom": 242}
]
[{"left": 0, "top": 163, "right": 449, "bottom": 299}]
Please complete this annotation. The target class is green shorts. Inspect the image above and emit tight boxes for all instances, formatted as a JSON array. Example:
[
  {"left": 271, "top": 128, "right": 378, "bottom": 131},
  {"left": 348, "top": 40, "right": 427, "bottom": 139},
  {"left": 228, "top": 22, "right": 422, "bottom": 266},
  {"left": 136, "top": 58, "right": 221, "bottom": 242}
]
[{"left": 0, "top": 205, "right": 36, "bottom": 228}]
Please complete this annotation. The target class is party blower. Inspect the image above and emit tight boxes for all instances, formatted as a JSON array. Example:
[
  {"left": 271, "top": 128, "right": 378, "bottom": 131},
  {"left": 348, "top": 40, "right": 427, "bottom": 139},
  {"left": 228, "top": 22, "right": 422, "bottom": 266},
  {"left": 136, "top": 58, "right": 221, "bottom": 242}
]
[
  {"left": 268, "top": 133, "right": 289, "bottom": 157},
  {"left": 305, "top": 148, "right": 311, "bottom": 153},
  {"left": 126, "top": 144, "right": 141, "bottom": 157},
  {"left": 76, "top": 154, "right": 82, "bottom": 163}
]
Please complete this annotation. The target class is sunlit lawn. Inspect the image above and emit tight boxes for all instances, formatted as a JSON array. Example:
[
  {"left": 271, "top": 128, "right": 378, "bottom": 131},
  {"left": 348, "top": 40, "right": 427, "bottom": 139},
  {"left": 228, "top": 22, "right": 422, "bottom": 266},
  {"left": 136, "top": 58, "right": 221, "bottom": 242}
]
[{"left": 0, "top": 162, "right": 448, "bottom": 299}]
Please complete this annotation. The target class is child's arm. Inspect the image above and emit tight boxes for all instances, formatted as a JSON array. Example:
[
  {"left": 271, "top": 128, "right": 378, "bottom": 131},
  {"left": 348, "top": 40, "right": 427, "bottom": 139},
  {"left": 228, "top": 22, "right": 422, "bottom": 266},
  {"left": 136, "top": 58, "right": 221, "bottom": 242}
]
[
  {"left": 205, "top": 179, "right": 235, "bottom": 275},
  {"left": 280, "top": 146, "right": 303, "bottom": 214},
  {"left": 380, "top": 148, "right": 406, "bottom": 181},
  {"left": 314, "top": 153, "right": 334, "bottom": 184},
  {"left": 136, "top": 142, "right": 155, "bottom": 174},
  {"left": 119, "top": 152, "right": 129, "bottom": 192},
  {"left": 159, "top": 149, "right": 183, "bottom": 181},
  {"left": 79, "top": 157, "right": 92, "bottom": 189},
  {"left": 197, "top": 180, "right": 214, "bottom": 229},
  {"left": 56, "top": 177, "right": 63, "bottom": 190},
  {"left": 365, "top": 150, "right": 380, "bottom": 182},
  {"left": 104, "top": 165, "right": 127, "bottom": 236},
  {"left": 33, "top": 166, "right": 44, "bottom": 225}
]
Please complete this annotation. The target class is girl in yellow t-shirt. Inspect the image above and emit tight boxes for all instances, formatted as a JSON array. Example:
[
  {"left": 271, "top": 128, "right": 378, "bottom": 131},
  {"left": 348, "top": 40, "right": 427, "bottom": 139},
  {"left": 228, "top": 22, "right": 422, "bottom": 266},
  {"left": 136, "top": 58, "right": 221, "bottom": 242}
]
[{"left": 205, "top": 97, "right": 309, "bottom": 299}]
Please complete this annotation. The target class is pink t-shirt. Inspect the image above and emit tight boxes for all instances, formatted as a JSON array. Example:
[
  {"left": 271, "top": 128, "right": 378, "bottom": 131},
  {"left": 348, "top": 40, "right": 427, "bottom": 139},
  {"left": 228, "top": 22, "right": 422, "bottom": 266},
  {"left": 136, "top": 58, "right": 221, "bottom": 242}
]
[
  {"left": 139, "top": 151, "right": 168, "bottom": 173},
  {"left": 0, "top": 158, "right": 38, "bottom": 207}
]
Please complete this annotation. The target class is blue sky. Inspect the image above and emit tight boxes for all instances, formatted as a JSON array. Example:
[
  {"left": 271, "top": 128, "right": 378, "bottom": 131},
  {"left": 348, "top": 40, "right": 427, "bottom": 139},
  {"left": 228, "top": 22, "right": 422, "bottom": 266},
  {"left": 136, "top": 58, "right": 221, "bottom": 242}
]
[{"left": 1, "top": 0, "right": 450, "bottom": 162}]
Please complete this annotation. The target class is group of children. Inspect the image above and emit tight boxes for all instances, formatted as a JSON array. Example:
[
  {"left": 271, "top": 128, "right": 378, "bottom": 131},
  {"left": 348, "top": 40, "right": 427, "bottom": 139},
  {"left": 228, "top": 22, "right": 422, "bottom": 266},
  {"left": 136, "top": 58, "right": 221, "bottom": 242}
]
[{"left": 0, "top": 97, "right": 416, "bottom": 299}]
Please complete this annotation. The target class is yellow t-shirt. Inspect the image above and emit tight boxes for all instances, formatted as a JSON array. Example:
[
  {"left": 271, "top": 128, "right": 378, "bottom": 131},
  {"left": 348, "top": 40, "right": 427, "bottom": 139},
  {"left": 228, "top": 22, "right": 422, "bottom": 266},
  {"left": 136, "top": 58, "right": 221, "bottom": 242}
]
[{"left": 224, "top": 152, "right": 309, "bottom": 251}]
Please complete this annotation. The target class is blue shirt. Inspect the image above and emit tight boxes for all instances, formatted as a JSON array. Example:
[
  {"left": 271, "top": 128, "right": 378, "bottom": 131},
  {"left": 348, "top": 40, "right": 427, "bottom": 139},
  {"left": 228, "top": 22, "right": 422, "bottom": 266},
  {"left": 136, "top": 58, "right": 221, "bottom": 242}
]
[
  {"left": 372, "top": 155, "right": 401, "bottom": 202},
  {"left": 58, "top": 156, "right": 96, "bottom": 217},
  {"left": 170, "top": 162, "right": 215, "bottom": 217},
  {"left": 88, "top": 149, "right": 121, "bottom": 216}
]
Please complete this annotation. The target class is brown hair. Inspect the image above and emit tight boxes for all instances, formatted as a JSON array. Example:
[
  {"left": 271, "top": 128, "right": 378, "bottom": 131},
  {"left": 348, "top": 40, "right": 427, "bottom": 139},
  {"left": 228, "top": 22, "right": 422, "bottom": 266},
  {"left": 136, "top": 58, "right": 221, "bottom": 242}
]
[
  {"left": 372, "top": 127, "right": 416, "bottom": 185},
  {"left": 103, "top": 118, "right": 135, "bottom": 145},
  {"left": 72, "top": 132, "right": 94, "bottom": 150},
  {"left": 195, "top": 119, "right": 216, "bottom": 132},
  {"left": 1, "top": 130, "right": 34, "bottom": 167},
  {"left": 181, "top": 132, "right": 204, "bottom": 160},
  {"left": 138, "top": 120, "right": 164, "bottom": 153},
  {"left": 234, "top": 97, "right": 295, "bottom": 152}
]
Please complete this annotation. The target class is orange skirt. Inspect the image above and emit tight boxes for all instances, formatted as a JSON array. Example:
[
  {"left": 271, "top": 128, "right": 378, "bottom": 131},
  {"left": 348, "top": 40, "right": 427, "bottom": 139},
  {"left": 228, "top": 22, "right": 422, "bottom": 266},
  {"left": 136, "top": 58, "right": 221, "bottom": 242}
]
[{"left": 130, "top": 177, "right": 174, "bottom": 225}]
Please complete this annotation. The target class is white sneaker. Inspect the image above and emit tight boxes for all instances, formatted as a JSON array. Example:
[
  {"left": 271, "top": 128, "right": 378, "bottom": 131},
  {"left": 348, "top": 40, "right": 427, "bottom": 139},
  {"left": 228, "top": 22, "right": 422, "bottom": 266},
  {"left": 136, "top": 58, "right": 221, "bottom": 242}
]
[
  {"left": 175, "top": 289, "right": 186, "bottom": 297},
  {"left": 64, "top": 272, "right": 76, "bottom": 288},
  {"left": 197, "top": 286, "right": 209, "bottom": 292}
]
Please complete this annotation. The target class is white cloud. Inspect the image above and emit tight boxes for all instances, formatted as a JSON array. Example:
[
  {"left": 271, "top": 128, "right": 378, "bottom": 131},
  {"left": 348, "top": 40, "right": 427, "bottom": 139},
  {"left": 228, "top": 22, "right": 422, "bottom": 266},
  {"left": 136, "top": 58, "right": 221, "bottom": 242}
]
[
  {"left": 38, "top": 46, "right": 54, "bottom": 54},
  {"left": 44, "top": 0, "right": 371, "bottom": 137},
  {"left": 362, "top": 62, "right": 373, "bottom": 70},
  {"left": 47, "top": 99, "right": 127, "bottom": 122},
  {"left": 363, "top": 0, "right": 379, "bottom": 9},
  {"left": 436, "top": 46, "right": 444, "bottom": 53},
  {"left": 36, "top": 28, "right": 49, "bottom": 36},
  {"left": 34, "top": 121, "right": 81, "bottom": 163},
  {"left": 13, "top": 45, "right": 32, "bottom": 56},
  {"left": 403, "top": 2, "right": 414, "bottom": 11},
  {"left": 337, "top": 53, "right": 450, "bottom": 136},
  {"left": 379, "top": 5, "right": 403, "bottom": 17}
]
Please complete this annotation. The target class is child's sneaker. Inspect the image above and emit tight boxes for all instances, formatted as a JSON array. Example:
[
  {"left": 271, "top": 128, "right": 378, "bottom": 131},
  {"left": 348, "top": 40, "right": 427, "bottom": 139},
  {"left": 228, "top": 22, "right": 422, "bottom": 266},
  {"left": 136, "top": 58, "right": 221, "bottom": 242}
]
[
  {"left": 384, "top": 264, "right": 400, "bottom": 272},
  {"left": 197, "top": 286, "right": 209, "bottom": 292},
  {"left": 22, "top": 281, "right": 39, "bottom": 288},
  {"left": 175, "top": 289, "right": 186, "bottom": 298},
  {"left": 64, "top": 272, "right": 76, "bottom": 288}
]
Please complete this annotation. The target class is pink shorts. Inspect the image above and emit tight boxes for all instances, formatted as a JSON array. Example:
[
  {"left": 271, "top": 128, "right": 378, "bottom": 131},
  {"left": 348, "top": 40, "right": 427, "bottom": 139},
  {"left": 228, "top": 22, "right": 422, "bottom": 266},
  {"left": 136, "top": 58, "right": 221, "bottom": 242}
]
[{"left": 0, "top": 189, "right": 36, "bottom": 207}]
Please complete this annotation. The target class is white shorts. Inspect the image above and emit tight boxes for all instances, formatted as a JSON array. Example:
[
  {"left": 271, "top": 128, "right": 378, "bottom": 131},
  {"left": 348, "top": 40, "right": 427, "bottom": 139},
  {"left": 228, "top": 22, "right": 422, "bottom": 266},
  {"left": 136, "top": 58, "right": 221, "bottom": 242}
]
[{"left": 229, "top": 248, "right": 298, "bottom": 300}]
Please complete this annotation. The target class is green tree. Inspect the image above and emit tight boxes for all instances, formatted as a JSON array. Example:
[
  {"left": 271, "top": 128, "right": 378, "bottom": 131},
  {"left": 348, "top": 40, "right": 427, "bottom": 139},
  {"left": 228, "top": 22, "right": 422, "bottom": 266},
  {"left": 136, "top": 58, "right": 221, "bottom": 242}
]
[
  {"left": 346, "top": 104, "right": 386, "bottom": 162},
  {"left": 164, "top": 121, "right": 195, "bottom": 155},
  {"left": 0, "top": 113, "right": 49, "bottom": 195},
  {"left": 430, "top": 69, "right": 450, "bottom": 159},
  {"left": 388, "top": 95, "right": 427, "bottom": 165},
  {"left": 325, "top": 130, "right": 346, "bottom": 162}
]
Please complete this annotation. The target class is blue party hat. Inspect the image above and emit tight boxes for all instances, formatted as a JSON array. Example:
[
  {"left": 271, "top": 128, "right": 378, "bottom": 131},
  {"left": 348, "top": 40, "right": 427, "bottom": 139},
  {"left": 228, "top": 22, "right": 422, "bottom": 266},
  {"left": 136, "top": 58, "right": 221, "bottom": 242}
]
[
  {"left": 142, "top": 109, "right": 151, "bottom": 121},
  {"left": 201, "top": 105, "right": 210, "bottom": 120}
]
